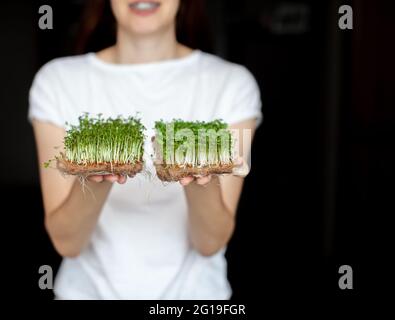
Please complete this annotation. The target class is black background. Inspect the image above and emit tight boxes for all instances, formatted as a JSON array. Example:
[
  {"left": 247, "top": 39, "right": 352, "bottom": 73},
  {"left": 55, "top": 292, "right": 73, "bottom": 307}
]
[{"left": 0, "top": 0, "right": 394, "bottom": 302}]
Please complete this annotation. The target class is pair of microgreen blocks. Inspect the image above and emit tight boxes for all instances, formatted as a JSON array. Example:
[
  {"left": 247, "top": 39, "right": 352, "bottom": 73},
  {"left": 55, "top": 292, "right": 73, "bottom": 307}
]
[{"left": 54, "top": 114, "right": 235, "bottom": 182}]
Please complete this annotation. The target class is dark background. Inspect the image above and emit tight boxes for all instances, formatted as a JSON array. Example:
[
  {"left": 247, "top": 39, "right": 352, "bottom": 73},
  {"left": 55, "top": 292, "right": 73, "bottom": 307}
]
[{"left": 0, "top": 0, "right": 393, "bottom": 301}]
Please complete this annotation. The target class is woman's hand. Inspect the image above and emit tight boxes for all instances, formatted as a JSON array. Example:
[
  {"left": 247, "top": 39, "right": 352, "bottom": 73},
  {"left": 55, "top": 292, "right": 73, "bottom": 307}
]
[
  {"left": 179, "top": 175, "right": 211, "bottom": 186},
  {"left": 179, "top": 157, "right": 250, "bottom": 187},
  {"left": 87, "top": 174, "right": 128, "bottom": 184}
]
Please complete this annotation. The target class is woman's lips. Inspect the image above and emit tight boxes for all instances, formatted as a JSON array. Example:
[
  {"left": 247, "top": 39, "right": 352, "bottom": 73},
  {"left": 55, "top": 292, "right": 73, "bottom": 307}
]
[{"left": 128, "top": 1, "right": 161, "bottom": 16}]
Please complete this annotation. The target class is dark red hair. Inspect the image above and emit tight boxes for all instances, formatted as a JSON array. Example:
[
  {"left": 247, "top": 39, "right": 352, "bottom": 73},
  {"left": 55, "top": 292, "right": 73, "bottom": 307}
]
[{"left": 74, "top": 0, "right": 212, "bottom": 54}]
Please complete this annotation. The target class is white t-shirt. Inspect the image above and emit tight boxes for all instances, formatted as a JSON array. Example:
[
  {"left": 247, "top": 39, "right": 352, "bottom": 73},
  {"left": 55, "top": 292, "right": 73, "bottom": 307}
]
[{"left": 28, "top": 50, "right": 262, "bottom": 300}]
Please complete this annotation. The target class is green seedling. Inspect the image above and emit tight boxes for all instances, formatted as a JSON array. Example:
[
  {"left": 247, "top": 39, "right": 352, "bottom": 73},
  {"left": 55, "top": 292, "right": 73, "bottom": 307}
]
[
  {"left": 154, "top": 119, "right": 233, "bottom": 167},
  {"left": 64, "top": 113, "right": 145, "bottom": 165}
]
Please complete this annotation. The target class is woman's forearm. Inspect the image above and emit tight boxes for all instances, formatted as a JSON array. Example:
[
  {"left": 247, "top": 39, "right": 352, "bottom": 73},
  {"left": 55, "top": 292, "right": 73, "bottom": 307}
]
[
  {"left": 184, "top": 176, "right": 235, "bottom": 256},
  {"left": 45, "top": 180, "right": 113, "bottom": 257}
]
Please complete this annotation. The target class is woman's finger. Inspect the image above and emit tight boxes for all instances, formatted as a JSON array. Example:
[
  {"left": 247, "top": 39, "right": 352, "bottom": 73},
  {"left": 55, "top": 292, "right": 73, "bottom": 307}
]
[
  {"left": 196, "top": 175, "right": 211, "bottom": 185},
  {"left": 179, "top": 176, "right": 194, "bottom": 186},
  {"left": 87, "top": 175, "right": 104, "bottom": 183},
  {"left": 117, "top": 175, "right": 127, "bottom": 184},
  {"left": 103, "top": 174, "right": 118, "bottom": 183},
  {"left": 232, "top": 157, "right": 250, "bottom": 177}
]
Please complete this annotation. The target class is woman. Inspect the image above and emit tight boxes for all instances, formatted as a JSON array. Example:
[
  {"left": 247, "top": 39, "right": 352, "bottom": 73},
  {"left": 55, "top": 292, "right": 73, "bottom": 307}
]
[{"left": 29, "top": 0, "right": 262, "bottom": 299}]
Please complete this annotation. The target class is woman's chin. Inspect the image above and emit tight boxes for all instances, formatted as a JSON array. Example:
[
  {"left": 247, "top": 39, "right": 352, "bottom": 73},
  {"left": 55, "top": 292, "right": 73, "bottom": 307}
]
[{"left": 121, "top": 21, "right": 168, "bottom": 36}]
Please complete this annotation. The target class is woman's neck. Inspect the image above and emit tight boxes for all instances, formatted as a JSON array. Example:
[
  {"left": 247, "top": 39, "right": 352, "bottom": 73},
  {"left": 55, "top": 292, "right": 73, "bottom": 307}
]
[{"left": 98, "top": 25, "right": 192, "bottom": 65}]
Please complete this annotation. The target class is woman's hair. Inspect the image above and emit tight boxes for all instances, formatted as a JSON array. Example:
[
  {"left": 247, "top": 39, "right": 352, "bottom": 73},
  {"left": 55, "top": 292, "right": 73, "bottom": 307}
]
[{"left": 74, "top": 0, "right": 212, "bottom": 54}]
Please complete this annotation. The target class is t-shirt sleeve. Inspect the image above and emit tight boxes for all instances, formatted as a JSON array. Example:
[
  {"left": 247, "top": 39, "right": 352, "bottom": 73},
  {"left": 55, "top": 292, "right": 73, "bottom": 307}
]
[
  {"left": 28, "top": 61, "right": 65, "bottom": 128},
  {"left": 218, "top": 65, "right": 263, "bottom": 127}
]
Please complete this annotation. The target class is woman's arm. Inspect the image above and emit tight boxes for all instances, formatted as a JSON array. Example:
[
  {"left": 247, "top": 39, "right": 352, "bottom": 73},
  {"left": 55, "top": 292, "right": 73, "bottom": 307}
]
[
  {"left": 32, "top": 120, "right": 126, "bottom": 257},
  {"left": 182, "top": 119, "right": 256, "bottom": 256}
]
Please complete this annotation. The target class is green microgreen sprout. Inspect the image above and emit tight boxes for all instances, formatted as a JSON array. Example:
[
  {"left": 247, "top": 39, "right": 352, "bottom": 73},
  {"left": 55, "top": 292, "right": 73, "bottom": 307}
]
[
  {"left": 154, "top": 119, "right": 233, "bottom": 167},
  {"left": 64, "top": 113, "right": 145, "bottom": 165}
]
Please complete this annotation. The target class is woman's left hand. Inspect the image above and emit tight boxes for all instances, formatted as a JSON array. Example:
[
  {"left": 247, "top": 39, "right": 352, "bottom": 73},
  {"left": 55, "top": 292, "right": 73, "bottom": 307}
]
[
  {"left": 179, "top": 175, "right": 212, "bottom": 186},
  {"left": 179, "top": 157, "right": 250, "bottom": 186}
]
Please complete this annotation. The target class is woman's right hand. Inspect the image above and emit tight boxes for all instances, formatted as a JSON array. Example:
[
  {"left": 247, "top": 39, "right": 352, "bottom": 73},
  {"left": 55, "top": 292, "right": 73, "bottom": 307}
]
[
  {"left": 33, "top": 120, "right": 127, "bottom": 257},
  {"left": 87, "top": 174, "right": 128, "bottom": 184}
]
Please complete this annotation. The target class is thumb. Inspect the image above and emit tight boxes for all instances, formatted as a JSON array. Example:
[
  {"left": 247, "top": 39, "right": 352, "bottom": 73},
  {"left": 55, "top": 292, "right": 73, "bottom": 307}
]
[{"left": 232, "top": 157, "right": 250, "bottom": 177}]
